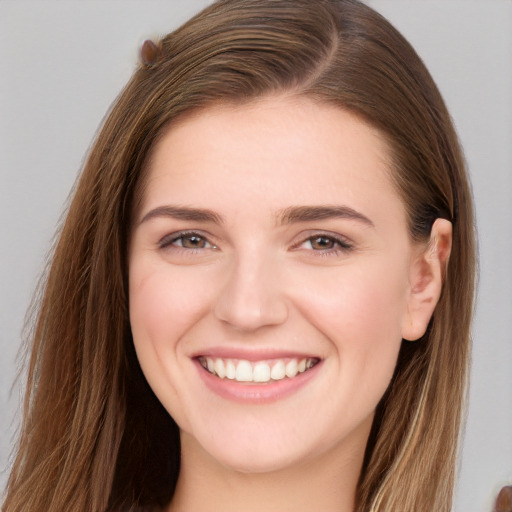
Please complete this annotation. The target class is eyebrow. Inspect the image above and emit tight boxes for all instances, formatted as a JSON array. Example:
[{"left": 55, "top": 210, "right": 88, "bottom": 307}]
[
  {"left": 276, "top": 205, "right": 374, "bottom": 227},
  {"left": 139, "top": 205, "right": 223, "bottom": 225},
  {"left": 139, "top": 204, "right": 374, "bottom": 228}
]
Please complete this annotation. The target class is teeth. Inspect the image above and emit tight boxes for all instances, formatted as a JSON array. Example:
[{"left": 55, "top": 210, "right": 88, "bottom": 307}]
[
  {"left": 270, "top": 360, "right": 285, "bottom": 380},
  {"left": 199, "top": 356, "right": 318, "bottom": 383},
  {"left": 253, "top": 362, "right": 271, "bottom": 383},
  {"left": 236, "top": 360, "right": 252, "bottom": 382},
  {"left": 226, "top": 360, "right": 236, "bottom": 380},
  {"left": 214, "top": 358, "right": 226, "bottom": 379},
  {"left": 285, "top": 359, "right": 298, "bottom": 378}
]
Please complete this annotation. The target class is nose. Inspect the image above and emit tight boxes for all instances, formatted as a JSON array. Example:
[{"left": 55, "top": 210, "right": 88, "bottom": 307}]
[{"left": 213, "top": 251, "right": 288, "bottom": 332}]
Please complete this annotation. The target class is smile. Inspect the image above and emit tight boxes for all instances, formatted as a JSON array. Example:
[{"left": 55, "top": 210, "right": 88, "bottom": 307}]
[{"left": 198, "top": 356, "right": 320, "bottom": 383}]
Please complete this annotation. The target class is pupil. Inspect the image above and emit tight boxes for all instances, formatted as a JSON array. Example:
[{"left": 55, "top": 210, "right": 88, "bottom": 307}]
[
  {"left": 312, "top": 236, "right": 333, "bottom": 249},
  {"left": 184, "top": 235, "right": 204, "bottom": 248}
]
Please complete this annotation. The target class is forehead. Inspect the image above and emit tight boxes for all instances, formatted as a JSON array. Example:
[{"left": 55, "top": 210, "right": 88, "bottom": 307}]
[{"left": 140, "top": 95, "right": 404, "bottom": 228}]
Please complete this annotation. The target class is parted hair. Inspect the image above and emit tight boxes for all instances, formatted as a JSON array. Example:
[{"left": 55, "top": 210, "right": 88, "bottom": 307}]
[{"left": 3, "top": 1, "right": 475, "bottom": 511}]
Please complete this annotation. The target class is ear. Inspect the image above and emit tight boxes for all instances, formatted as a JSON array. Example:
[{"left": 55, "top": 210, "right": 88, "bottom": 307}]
[{"left": 401, "top": 218, "right": 452, "bottom": 341}]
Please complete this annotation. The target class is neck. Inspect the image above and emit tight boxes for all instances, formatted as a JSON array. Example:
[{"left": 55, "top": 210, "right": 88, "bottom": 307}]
[{"left": 167, "top": 428, "right": 369, "bottom": 512}]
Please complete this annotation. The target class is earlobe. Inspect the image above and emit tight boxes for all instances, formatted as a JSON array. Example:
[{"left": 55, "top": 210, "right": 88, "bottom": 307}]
[{"left": 402, "top": 218, "right": 452, "bottom": 341}]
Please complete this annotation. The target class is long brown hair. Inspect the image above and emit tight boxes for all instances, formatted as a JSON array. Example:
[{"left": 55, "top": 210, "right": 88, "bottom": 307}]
[{"left": 3, "top": 1, "right": 475, "bottom": 511}]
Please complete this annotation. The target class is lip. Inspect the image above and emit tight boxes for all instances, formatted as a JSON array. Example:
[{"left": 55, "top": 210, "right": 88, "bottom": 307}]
[
  {"left": 191, "top": 347, "right": 320, "bottom": 362},
  {"left": 194, "top": 357, "right": 323, "bottom": 404}
]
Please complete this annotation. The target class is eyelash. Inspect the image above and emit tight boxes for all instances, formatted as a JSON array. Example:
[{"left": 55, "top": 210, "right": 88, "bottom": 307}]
[
  {"left": 294, "top": 233, "right": 353, "bottom": 257},
  {"left": 158, "top": 231, "right": 216, "bottom": 253},
  {"left": 158, "top": 231, "right": 353, "bottom": 256}
]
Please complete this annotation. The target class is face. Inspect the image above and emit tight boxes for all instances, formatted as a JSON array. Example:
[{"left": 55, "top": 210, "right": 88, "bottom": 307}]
[{"left": 128, "top": 96, "right": 421, "bottom": 474}]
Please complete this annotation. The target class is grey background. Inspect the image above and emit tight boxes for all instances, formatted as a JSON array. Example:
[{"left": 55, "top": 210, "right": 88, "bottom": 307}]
[{"left": 1, "top": 1, "right": 511, "bottom": 510}]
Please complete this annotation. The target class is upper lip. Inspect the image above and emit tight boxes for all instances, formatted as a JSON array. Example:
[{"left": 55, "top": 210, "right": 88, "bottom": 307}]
[{"left": 191, "top": 347, "right": 322, "bottom": 362}]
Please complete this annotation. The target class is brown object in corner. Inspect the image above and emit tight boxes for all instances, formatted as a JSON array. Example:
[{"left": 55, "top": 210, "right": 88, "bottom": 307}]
[
  {"left": 496, "top": 486, "right": 512, "bottom": 512},
  {"left": 139, "top": 39, "right": 161, "bottom": 67}
]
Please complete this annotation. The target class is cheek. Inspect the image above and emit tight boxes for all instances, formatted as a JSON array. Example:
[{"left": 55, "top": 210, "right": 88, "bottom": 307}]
[
  {"left": 129, "top": 262, "right": 213, "bottom": 347},
  {"left": 298, "top": 264, "right": 407, "bottom": 335},
  {"left": 292, "top": 261, "right": 409, "bottom": 383},
  {"left": 128, "top": 261, "right": 218, "bottom": 429}
]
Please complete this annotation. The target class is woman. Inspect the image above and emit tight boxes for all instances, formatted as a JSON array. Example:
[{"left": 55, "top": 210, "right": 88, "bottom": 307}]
[{"left": 2, "top": 0, "right": 476, "bottom": 511}]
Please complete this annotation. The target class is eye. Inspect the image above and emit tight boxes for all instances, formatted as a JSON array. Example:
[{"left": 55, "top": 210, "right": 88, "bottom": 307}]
[
  {"left": 308, "top": 235, "right": 338, "bottom": 250},
  {"left": 175, "top": 233, "right": 209, "bottom": 249},
  {"left": 159, "top": 231, "right": 216, "bottom": 251},
  {"left": 296, "top": 233, "right": 352, "bottom": 254}
]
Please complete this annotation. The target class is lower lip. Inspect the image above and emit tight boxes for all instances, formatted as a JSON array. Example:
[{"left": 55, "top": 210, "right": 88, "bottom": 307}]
[{"left": 194, "top": 359, "right": 322, "bottom": 403}]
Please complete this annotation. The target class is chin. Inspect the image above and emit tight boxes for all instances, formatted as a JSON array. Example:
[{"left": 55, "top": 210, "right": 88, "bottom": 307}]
[{"left": 209, "top": 443, "right": 308, "bottom": 475}]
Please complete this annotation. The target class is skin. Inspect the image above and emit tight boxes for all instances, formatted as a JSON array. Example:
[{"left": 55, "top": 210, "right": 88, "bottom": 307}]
[{"left": 128, "top": 95, "right": 451, "bottom": 512}]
